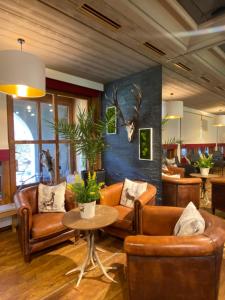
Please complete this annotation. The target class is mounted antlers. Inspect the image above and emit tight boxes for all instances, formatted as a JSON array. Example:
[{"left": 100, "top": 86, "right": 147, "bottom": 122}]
[{"left": 106, "top": 83, "right": 142, "bottom": 142}]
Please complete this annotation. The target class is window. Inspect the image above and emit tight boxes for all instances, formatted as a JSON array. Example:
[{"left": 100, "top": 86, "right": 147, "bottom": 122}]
[{"left": 8, "top": 92, "right": 74, "bottom": 189}]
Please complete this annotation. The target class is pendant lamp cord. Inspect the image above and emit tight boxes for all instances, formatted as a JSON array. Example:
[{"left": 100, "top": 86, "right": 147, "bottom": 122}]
[{"left": 17, "top": 38, "right": 25, "bottom": 52}]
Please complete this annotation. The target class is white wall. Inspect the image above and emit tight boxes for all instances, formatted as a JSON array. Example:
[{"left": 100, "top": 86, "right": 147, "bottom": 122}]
[
  {"left": 0, "top": 93, "right": 8, "bottom": 149},
  {"left": 162, "top": 105, "right": 225, "bottom": 145}
]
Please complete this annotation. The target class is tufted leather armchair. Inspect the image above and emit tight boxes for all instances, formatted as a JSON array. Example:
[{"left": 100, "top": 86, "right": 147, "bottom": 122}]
[
  {"left": 162, "top": 175, "right": 201, "bottom": 208},
  {"left": 14, "top": 185, "right": 78, "bottom": 262},
  {"left": 99, "top": 181, "right": 157, "bottom": 239},
  {"left": 124, "top": 205, "right": 225, "bottom": 300}
]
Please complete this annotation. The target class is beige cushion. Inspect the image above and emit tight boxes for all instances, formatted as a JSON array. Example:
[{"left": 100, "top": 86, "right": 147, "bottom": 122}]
[
  {"left": 174, "top": 202, "right": 205, "bottom": 236},
  {"left": 120, "top": 178, "right": 147, "bottom": 208},
  {"left": 38, "top": 182, "right": 66, "bottom": 213},
  {"left": 162, "top": 173, "right": 181, "bottom": 178},
  {"left": 166, "top": 157, "right": 177, "bottom": 167}
]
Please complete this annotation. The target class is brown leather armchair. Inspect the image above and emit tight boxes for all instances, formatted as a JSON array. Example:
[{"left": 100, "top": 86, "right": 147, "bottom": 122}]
[
  {"left": 162, "top": 176, "right": 201, "bottom": 208},
  {"left": 124, "top": 205, "right": 225, "bottom": 300},
  {"left": 166, "top": 165, "right": 185, "bottom": 177},
  {"left": 14, "top": 185, "right": 78, "bottom": 262},
  {"left": 211, "top": 177, "right": 225, "bottom": 214},
  {"left": 99, "top": 181, "right": 156, "bottom": 239}
]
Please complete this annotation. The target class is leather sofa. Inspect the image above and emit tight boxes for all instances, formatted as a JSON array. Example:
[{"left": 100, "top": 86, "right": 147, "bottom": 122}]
[
  {"left": 124, "top": 205, "right": 225, "bottom": 300},
  {"left": 162, "top": 175, "right": 201, "bottom": 208},
  {"left": 14, "top": 185, "right": 78, "bottom": 262},
  {"left": 211, "top": 177, "right": 225, "bottom": 214},
  {"left": 99, "top": 181, "right": 156, "bottom": 239}
]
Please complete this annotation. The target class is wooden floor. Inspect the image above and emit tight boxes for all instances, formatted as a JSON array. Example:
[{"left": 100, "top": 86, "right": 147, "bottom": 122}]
[
  {"left": 1, "top": 181, "right": 225, "bottom": 300},
  {"left": 1, "top": 227, "right": 225, "bottom": 300},
  {"left": 0, "top": 231, "right": 127, "bottom": 300}
]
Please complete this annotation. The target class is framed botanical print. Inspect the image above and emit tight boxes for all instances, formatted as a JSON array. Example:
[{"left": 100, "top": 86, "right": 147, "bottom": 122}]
[
  {"left": 139, "top": 128, "right": 153, "bottom": 160},
  {"left": 106, "top": 106, "right": 117, "bottom": 134}
]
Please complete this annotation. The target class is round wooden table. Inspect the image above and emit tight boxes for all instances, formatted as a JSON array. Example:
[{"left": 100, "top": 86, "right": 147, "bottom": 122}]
[
  {"left": 190, "top": 173, "right": 220, "bottom": 205},
  {"left": 62, "top": 205, "right": 118, "bottom": 287}
]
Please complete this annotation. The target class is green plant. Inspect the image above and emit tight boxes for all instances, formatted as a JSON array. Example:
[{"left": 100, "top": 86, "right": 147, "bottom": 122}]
[
  {"left": 51, "top": 106, "right": 112, "bottom": 173},
  {"left": 194, "top": 154, "right": 214, "bottom": 168},
  {"left": 67, "top": 172, "right": 104, "bottom": 203}
]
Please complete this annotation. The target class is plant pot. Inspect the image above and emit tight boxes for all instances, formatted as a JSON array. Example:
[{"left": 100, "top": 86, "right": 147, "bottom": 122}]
[
  {"left": 78, "top": 201, "right": 96, "bottom": 219},
  {"left": 200, "top": 168, "right": 210, "bottom": 176}
]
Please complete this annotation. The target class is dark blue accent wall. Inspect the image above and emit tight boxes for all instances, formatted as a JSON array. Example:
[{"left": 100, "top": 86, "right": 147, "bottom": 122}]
[{"left": 102, "top": 66, "right": 162, "bottom": 201}]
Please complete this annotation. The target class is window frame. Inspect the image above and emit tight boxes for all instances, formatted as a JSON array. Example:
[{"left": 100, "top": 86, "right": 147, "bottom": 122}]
[{"left": 7, "top": 91, "right": 76, "bottom": 193}]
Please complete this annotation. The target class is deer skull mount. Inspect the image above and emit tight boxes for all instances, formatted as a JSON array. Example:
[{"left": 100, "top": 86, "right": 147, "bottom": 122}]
[{"left": 106, "top": 84, "right": 142, "bottom": 142}]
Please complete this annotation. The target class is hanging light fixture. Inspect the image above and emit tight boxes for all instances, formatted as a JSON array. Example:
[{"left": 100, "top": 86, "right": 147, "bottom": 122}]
[
  {"left": 0, "top": 38, "right": 45, "bottom": 97},
  {"left": 164, "top": 100, "right": 183, "bottom": 119},
  {"left": 213, "top": 115, "right": 225, "bottom": 126}
]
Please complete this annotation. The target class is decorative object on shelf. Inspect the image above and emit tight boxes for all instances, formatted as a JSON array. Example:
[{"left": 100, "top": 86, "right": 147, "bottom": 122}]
[
  {"left": 194, "top": 154, "right": 214, "bottom": 176},
  {"left": 0, "top": 38, "right": 45, "bottom": 97},
  {"left": 67, "top": 172, "right": 104, "bottom": 219},
  {"left": 51, "top": 106, "right": 112, "bottom": 173},
  {"left": 106, "top": 106, "right": 117, "bottom": 134},
  {"left": 40, "top": 149, "right": 55, "bottom": 184},
  {"left": 139, "top": 128, "right": 153, "bottom": 160},
  {"left": 105, "top": 83, "right": 142, "bottom": 142}
]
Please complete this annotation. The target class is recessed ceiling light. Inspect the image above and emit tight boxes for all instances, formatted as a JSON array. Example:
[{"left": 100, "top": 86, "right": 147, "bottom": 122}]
[{"left": 31, "top": 113, "right": 35, "bottom": 117}]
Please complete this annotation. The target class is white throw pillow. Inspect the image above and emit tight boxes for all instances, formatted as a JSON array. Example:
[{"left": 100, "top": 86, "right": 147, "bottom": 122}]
[
  {"left": 162, "top": 173, "right": 181, "bottom": 178},
  {"left": 120, "top": 178, "right": 147, "bottom": 208},
  {"left": 166, "top": 157, "right": 177, "bottom": 167},
  {"left": 174, "top": 202, "right": 205, "bottom": 236},
  {"left": 38, "top": 182, "right": 66, "bottom": 213}
]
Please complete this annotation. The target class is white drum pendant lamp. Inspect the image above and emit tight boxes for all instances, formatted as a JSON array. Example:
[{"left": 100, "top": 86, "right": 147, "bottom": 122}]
[
  {"left": 0, "top": 39, "right": 45, "bottom": 98},
  {"left": 213, "top": 115, "right": 225, "bottom": 127},
  {"left": 164, "top": 101, "right": 183, "bottom": 119}
]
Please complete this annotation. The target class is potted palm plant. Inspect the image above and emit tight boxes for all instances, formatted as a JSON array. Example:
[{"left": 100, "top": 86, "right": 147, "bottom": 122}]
[
  {"left": 194, "top": 154, "right": 214, "bottom": 176},
  {"left": 52, "top": 106, "right": 112, "bottom": 179},
  {"left": 67, "top": 172, "right": 104, "bottom": 218}
]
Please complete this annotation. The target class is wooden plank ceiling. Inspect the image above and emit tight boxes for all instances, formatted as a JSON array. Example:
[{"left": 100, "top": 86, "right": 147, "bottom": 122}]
[{"left": 1, "top": 0, "right": 225, "bottom": 113}]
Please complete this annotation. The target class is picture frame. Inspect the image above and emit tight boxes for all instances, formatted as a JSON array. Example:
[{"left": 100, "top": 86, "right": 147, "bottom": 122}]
[
  {"left": 139, "top": 128, "right": 153, "bottom": 160},
  {"left": 106, "top": 106, "right": 117, "bottom": 134}
]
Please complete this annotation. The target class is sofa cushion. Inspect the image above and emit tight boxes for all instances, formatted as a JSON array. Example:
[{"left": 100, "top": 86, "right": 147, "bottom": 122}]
[
  {"left": 111, "top": 205, "right": 134, "bottom": 231},
  {"left": 38, "top": 182, "right": 66, "bottom": 213},
  {"left": 174, "top": 202, "right": 205, "bottom": 236},
  {"left": 166, "top": 157, "right": 177, "bottom": 167},
  {"left": 162, "top": 172, "right": 181, "bottom": 178},
  {"left": 31, "top": 212, "right": 66, "bottom": 239},
  {"left": 120, "top": 178, "right": 147, "bottom": 208}
]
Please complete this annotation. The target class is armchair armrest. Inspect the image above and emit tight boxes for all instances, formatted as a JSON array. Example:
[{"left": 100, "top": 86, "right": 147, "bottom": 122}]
[
  {"left": 100, "top": 182, "right": 123, "bottom": 206},
  {"left": 14, "top": 192, "right": 33, "bottom": 231},
  {"left": 134, "top": 184, "right": 157, "bottom": 234},
  {"left": 65, "top": 189, "right": 76, "bottom": 211},
  {"left": 124, "top": 234, "right": 214, "bottom": 257}
]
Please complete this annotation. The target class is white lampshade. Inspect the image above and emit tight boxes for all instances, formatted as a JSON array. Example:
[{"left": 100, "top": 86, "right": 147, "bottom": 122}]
[
  {"left": 0, "top": 50, "right": 45, "bottom": 97},
  {"left": 213, "top": 115, "right": 225, "bottom": 127},
  {"left": 164, "top": 101, "right": 183, "bottom": 119}
]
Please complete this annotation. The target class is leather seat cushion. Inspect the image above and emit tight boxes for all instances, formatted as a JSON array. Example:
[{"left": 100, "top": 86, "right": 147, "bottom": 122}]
[
  {"left": 32, "top": 212, "right": 67, "bottom": 239},
  {"left": 111, "top": 205, "right": 133, "bottom": 231}
]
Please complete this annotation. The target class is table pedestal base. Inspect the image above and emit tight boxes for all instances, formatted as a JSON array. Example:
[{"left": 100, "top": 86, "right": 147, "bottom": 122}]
[{"left": 66, "top": 231, "right": 116, "bottom": 287}]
